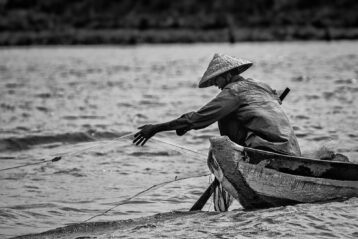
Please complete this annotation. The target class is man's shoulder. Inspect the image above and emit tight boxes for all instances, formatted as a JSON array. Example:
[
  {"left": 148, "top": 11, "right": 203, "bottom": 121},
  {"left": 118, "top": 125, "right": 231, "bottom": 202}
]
[
  {"left": 223, "top": 77, "right": 277, "bottom": 101},
  {"left": 224, "top": 77, "right": 257, "bottom": 91}
]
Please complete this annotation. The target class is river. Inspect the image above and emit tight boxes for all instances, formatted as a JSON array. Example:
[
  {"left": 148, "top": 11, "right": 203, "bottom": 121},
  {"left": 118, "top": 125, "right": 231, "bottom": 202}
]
[{"left": 0, "top": 42, "right": 357, "bottom": 238}]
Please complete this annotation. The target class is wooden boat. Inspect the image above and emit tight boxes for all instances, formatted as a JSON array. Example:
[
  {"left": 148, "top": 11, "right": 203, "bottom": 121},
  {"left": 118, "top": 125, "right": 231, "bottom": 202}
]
[{"left": 208, "top": 136, "right": 358, "bottom": 209}]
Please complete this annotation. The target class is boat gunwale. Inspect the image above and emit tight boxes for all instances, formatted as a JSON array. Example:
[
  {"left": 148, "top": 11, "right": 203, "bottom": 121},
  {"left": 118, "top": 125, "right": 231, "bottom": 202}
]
[{"left": 232, "top": 145, "right": 356, "bottom": 168}]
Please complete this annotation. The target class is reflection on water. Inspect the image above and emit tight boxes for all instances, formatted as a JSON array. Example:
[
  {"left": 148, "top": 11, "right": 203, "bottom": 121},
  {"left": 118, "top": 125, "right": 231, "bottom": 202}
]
[{"left": 0, "top": 42, "right": 357, "bottom": 238}]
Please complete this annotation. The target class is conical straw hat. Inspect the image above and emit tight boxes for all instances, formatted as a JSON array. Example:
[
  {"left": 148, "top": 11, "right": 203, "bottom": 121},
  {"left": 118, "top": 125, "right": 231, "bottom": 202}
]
[{"left": 199, "top": 53, "right": 253, "bottom": 88}]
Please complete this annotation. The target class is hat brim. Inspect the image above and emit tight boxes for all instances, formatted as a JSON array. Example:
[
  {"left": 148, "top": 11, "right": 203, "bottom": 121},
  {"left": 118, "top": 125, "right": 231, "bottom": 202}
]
[{"left": 198, "top": 63, "right": 253, "bottom": 88}]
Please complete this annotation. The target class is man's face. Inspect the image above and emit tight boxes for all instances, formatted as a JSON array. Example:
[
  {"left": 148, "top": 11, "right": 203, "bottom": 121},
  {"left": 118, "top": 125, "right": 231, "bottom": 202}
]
[{"left": 215, "top": 75, "right": 227, "bottom": 90}]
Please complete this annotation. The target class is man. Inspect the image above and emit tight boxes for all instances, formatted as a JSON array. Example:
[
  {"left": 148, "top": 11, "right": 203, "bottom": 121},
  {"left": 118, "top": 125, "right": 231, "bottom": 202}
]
[
  {"left": 133, "top": 53, "right": 301, "bottom": 157},
  {"left": 133, "top": 53, "right": 301, "bottom": 212}
]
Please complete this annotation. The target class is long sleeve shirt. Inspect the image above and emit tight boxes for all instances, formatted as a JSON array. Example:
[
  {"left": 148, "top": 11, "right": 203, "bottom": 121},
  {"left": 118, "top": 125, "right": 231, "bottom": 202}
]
[{"left": 177, "top": 76, "right": 301, "bottom": 156}]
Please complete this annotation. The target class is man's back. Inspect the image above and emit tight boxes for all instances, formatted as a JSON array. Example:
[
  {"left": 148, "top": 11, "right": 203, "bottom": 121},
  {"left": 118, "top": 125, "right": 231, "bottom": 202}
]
[{"left": 219, "top": 77, "right": 301, "bottom": 156}]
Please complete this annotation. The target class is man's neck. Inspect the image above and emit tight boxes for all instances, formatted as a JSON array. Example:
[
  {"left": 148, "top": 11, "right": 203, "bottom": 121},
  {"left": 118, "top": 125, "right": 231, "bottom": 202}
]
[{"left": 222, "top": 74, "right": 244, "bottom": 88}]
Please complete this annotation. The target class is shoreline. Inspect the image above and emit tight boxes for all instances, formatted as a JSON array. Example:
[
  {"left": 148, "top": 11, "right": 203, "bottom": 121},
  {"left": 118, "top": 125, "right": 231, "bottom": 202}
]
[{"left": 1, "top": 27, "right": 358, "bottom": 46}]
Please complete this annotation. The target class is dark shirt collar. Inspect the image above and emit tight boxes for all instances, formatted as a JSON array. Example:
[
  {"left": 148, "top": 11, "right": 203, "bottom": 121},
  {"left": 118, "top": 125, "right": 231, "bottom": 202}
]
[{"left": 222, "top": 74, "right": 245, "bottom": 88}]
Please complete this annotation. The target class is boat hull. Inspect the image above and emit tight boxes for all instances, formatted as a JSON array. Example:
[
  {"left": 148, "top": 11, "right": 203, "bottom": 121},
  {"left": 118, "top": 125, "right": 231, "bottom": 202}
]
[{"left": 208, "top": 136, "right": 358, "bottom": 209}]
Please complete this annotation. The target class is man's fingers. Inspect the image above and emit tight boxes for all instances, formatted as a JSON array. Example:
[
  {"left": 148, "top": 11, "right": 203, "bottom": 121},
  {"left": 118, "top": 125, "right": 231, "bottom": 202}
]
[
  {"left": 133, "top": 134, "right": 140, "bottom": 142},
  {"left": 135, "top": 137, "right": 145, "bottom": 146},
  {"left": 141, "top": 138, "right": 149, "bottom": 146},
  {"left": 133, "top": 125, "right": 152, "bottom": 146},
  {"left": 133, "top": 135, "right": 142, "bottom": 144},
  {"left": 133, "top": 137, "right": 142, "bottom": 145}
]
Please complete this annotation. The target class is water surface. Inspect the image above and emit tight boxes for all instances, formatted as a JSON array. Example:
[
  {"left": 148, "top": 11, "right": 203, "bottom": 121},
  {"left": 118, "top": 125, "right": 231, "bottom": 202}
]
[{"left": 0, "top": 42, "right": 357, "bottom": 238}]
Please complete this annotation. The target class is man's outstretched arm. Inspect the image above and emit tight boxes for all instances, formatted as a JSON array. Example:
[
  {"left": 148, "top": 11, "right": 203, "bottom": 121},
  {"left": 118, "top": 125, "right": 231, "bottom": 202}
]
[
  {"left": 133, "top": 88, "right": 239, "bottom": 146},
  {"left": 133, "top": 118, "right": 190, "bottom": 146}
]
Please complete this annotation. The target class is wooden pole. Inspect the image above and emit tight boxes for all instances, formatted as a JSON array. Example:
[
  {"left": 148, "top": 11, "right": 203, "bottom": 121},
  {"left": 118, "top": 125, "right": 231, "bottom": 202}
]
[{"left": 190, "top": 178, "right": 219, "bottom": 211}]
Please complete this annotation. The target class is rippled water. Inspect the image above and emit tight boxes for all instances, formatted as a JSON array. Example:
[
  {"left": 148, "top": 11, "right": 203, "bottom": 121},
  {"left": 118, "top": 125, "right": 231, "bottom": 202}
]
[{"left": 0, "top": 42, "right": 357, "bottom": 238}]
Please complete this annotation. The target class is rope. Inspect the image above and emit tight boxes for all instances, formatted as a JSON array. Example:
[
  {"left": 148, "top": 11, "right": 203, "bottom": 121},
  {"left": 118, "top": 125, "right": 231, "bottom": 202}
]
[
  {"left": 0, "top": 133, "right": 208, "bottom": 172},
  {"left": 0, "top": 157, "right": 60, "bottom": 172},
  {"left": 59, "top": 132, "right": 135, "bottom": 158},
  {"left": 152, "top": 137, "right": 207, "bottom": 156},
  {"left": 0, "top": 132, "right": 135, "bottom": 172},
  {"left": 83, "top": 173, "right": 210, "bottom": 222}
]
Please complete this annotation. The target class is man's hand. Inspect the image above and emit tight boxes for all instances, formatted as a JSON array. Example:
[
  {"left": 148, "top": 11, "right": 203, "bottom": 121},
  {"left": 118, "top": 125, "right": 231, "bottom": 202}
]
[{"left": 133, "top": 124, "right": 158, "bottom": 146}]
